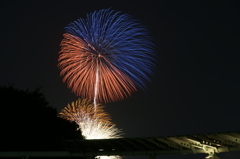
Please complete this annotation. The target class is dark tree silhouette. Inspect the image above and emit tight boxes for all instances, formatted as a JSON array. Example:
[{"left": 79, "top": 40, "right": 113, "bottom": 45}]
[{"left": 0, "top": 85, "right": 83, "bottom": 151}]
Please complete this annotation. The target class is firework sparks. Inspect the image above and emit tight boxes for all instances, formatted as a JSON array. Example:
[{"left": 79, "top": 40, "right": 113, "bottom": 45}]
[
  {"left": 59, "top": 99, "right": 123, "bottom": 139},
  {"left": 59, "top": 99, "right": 123, "bottom": 159},
  {"left": 58, "top": 9, "right": 156, "bottom": 105},
  {"left": 59, "top": 98, "right": 123, "bottom": 138},
  {"left": 79, "top": 119, "right": 122, "bottom": 139},
  {"left": 59, "top": 98, "right": 113, "bottom": 125}
]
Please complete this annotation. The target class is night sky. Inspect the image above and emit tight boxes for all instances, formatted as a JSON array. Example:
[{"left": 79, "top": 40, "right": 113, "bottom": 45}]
[{"left": 1, "top": 1, "right": 240, "bottom": 159}]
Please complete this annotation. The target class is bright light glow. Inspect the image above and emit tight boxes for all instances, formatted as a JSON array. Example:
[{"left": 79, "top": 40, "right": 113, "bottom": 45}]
[
  {"left": 59, "top": 98, "right": 123, "bottom": 159},
  {"left": 79, "top": 119, "right": 122, "bottom": 139}
]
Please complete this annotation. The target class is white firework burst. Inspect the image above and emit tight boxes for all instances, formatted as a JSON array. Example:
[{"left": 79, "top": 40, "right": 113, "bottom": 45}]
[{"left": 59, "top": 98, "right": 123, "bottom": 159}]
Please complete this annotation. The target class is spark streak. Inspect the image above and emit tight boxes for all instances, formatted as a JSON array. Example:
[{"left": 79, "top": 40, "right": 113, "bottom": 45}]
[{"left": 94, "top": 62, "right": 100, "bottom": 110}]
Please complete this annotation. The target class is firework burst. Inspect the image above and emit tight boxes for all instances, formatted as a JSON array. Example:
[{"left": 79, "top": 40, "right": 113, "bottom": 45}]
[
  {"left": 59, "top": 98, "right": 112, "bottom": 124},
  {"left": 59, "top": 99, "right": 123, "bottom": 159},
  {"left": 59, "top": 98, "right": 123, "bottom": 139},
  {"left": 58, "top": 8, "right": 156, "bottom": 104}
]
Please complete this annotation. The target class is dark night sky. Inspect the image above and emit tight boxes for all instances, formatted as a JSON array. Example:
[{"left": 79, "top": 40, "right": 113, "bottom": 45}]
[{"left": 1, "top": 1, "right": 240, "bottom": 159}]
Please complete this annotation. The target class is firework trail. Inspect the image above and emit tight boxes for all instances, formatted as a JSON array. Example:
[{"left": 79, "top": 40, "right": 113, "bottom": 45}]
[
  {"left": 58, "top": 9, "right": 156, "bottom": 108},
  {"left": 59, "top": 99, "right": 123, "bottom": 159}
]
